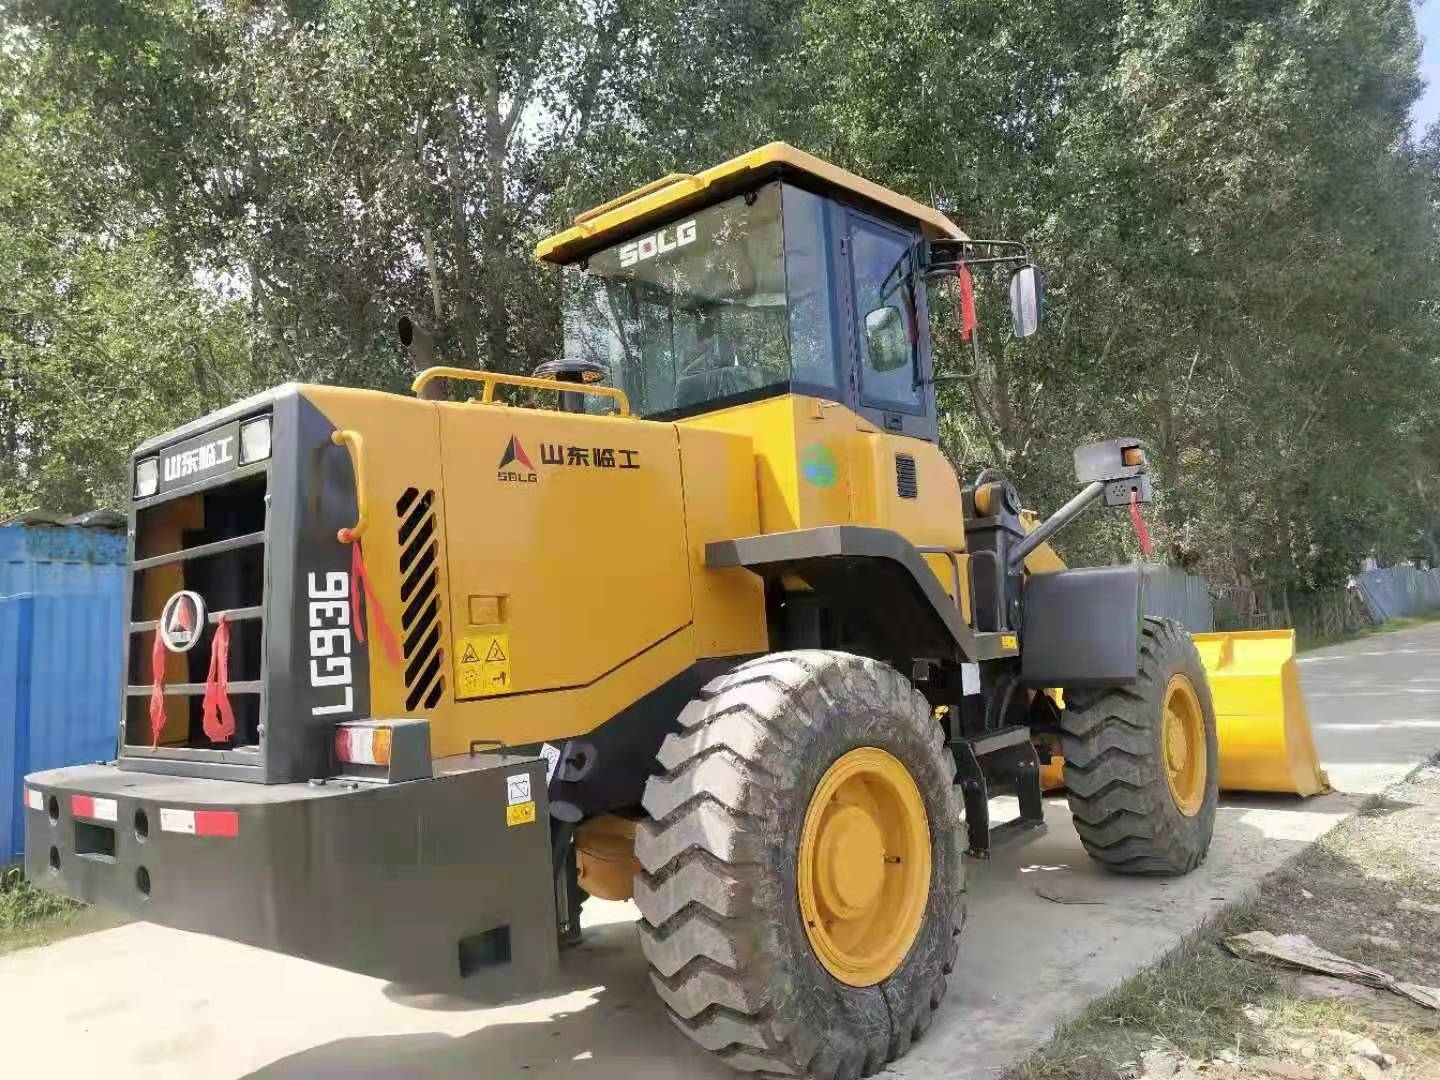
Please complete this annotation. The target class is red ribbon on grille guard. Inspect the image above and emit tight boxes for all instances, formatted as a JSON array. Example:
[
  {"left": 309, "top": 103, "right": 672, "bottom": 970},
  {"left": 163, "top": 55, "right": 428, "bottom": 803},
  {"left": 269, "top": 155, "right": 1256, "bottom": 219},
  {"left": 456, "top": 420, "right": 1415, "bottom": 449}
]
[
  {"left": 1129, "top": 488, "right": 1154, "bottom": 558},
  {"left": 149, "top": 629, "right": 167, "bottom": 748},
  {"left": 202, "top": 612, "right": 236, "bottom": 743},
  {"left": 348, "top": 539, "right": 401, "bottom": 665}
]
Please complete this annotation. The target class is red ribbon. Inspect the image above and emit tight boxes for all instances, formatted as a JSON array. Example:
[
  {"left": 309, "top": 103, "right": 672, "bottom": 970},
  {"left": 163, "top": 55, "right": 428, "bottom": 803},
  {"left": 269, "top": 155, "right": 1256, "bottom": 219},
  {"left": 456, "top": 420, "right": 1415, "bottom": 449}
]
[
  {"left": 202, "top": 612, "right": 236, "bottom": 743},
  {"left": 348, "top": 539, "right": 401, "bottom": 665},
  {"left": 1129, "top": 489, "right": 1153, "bottom": 558},
  {"left": 149, "top": 629, "right": 166, "bottom": 748},
  {"left": 958, "top": 264, "right": 978, "bottom": 341}
]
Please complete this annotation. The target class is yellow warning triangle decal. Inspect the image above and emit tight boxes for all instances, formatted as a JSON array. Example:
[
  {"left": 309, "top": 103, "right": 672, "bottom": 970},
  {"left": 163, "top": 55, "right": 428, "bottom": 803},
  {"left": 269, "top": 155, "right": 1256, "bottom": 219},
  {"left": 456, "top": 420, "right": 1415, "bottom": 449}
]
[
  {"left": 485, "top": 640, "right": 507, "bottom": 662},
  {"left": 461, "top": 642, "right": 480, "bottom": 664}
]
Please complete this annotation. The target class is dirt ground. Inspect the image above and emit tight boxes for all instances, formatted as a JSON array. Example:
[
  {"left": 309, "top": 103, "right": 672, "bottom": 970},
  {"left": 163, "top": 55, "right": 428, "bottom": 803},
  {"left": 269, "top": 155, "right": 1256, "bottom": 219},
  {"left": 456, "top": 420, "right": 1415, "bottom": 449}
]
[{"left": 1010, "top": 757, "right": 1440, "bottom": 1080}]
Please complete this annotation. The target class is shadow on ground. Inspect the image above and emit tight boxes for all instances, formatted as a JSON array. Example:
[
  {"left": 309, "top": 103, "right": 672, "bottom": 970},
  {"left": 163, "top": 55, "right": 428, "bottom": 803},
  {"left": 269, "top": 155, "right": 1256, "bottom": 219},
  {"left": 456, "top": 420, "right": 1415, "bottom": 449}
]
[
  {"left": 244, "top": 915, "right": 730, "bottom": 1080},
  {"left": 244, "top": 790, "right": 1375, "bottom": 1080}
]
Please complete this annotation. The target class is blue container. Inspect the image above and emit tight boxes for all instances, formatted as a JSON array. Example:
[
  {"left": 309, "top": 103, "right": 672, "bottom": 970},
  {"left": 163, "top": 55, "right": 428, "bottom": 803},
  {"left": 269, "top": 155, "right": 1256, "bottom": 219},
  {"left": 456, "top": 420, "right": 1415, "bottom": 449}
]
[{"left": 1, "top": 523, "right": 126, "bottom": 861}]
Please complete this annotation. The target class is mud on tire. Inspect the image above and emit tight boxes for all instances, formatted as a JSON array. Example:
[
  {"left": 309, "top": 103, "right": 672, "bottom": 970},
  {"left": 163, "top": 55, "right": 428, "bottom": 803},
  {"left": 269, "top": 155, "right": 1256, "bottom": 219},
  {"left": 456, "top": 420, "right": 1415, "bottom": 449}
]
[
  {"left": 1061, "top": 618, "right": 1219, "bottom": 875},
  {"left": 634, "top": 650, "right": 965, "bottom": 1078}
]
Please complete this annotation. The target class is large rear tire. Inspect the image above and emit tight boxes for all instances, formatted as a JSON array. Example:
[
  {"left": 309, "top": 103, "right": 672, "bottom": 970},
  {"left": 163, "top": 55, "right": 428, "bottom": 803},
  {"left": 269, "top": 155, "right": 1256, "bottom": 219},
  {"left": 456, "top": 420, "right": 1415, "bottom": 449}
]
[
  {"left": 634, "top": 651, "right": 964, "bottom": 1077},
  {"left": 1061, "top": 618, "right": 1219, "bottom": 875}
]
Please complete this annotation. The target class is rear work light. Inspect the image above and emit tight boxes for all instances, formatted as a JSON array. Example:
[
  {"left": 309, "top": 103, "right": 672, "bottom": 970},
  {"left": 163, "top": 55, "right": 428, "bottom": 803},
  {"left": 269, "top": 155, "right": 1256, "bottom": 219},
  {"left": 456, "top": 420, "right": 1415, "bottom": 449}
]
[
  {"left": 135, "top": 457, "right": 159, "bottom": 499},
  {"left": 239, "top": 415, "right": 272, "bottom": 464},
  {"left": 333, "top": 719, "right": 431, "bottom": 784}
]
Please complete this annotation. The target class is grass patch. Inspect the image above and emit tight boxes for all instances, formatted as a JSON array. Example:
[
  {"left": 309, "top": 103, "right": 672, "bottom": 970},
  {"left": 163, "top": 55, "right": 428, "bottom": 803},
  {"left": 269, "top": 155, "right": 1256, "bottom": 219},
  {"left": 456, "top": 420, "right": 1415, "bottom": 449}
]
[
  {"left": 1298, "top": 607, "right": 1440, "bottom": 653},
  {"left": 1009, "top": 760, "right": 1440, "bottom": 1080},
  {"left": 0, "top": 864, "right": 121, "bottom": 956},
  {"left": 1360, "top": 610, "right": 1440, "bottom": 636},
  {"left": 1010, "top": 904, "right": 1275, "bottom": 1080},
  {"left": 0, "top": 864, "right": 76, "bottom": 927}
]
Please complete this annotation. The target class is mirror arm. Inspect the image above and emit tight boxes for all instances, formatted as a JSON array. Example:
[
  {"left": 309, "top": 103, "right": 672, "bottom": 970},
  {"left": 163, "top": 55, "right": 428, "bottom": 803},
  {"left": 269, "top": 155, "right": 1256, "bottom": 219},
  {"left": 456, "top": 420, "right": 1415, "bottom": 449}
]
[
  {"left": 1008, "top": 480, "right": 1106, "bottom": 570},
  {"left": 921, "top": 238, "right": 1031, "bottom": 276},
  {"left": 923, "top": 256, "right": 1030, "bottom": 281}
]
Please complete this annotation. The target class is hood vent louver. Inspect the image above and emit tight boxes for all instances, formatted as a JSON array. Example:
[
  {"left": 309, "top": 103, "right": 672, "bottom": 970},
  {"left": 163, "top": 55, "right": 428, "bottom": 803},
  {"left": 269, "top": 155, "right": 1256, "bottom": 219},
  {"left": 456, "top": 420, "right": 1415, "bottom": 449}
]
[
  {"left": 896, "top": 454, "right": 918, "bottom": 499},
  {"left": 397, "top": 487, "right": 445, "bottom": 710}
]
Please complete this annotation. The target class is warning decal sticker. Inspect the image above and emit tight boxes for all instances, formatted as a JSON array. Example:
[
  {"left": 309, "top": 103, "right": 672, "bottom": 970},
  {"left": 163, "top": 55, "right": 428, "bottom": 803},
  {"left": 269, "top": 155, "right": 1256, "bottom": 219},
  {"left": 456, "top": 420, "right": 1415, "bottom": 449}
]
[
  {"left": 505, "top": 772, "right": 536, "bottom": 825},
  {"left": 506, "top": 773, "right": 532, "bottom": 806},
  {"left": 455, "top": 631, "right": 512, "bottom": 698}
]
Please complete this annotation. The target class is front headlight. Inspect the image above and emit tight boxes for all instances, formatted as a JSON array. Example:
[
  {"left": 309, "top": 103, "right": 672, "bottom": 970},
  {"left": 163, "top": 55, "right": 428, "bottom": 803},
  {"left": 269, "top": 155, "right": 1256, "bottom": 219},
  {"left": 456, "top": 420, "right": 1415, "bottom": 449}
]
[
  {"left": 134, "top": 457, "right": 159, "bottom": 499},
  {"left": 240, "top": 416, "right": 272, "bottom": 464}
]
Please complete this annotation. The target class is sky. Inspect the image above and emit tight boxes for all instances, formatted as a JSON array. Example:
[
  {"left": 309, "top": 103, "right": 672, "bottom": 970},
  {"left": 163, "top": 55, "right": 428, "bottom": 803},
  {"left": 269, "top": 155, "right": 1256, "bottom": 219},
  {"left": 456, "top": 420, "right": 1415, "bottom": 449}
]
[{"left": 1416, "top": 2, "right": 1440, "bottom": 135}]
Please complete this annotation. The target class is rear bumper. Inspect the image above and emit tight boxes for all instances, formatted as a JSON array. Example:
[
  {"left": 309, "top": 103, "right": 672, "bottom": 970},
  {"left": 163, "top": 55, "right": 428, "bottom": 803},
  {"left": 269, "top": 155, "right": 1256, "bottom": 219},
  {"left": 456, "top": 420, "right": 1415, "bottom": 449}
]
[{"left": 23, "top": 753, "right": 558, "bottom": 990}]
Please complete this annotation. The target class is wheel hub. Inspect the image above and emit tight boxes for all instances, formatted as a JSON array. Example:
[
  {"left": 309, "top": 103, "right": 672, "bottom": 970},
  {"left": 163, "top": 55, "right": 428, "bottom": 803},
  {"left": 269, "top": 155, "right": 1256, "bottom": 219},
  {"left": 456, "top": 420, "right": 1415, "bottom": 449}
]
[
  {"left": 1162, "top": 674, "right": 1206, "bottom": 817},
  {"left": 815, "top": 805, "right": 886, "bottom": 917},
  {"left": 797, "top": 747, "right": 930, "bottom": 987}
]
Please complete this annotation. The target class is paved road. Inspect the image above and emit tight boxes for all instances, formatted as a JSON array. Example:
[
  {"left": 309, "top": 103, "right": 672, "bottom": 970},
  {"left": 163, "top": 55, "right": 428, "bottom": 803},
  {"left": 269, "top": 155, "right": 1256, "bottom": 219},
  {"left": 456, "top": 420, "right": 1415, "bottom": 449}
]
[{"left": 3, "top": 626, "right": 1439, "bottom": 1080}]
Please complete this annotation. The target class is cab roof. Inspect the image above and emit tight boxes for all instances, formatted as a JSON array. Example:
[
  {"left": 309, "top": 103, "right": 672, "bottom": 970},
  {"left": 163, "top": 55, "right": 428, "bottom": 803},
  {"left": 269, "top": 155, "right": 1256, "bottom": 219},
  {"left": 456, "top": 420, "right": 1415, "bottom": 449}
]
[{"left": 534, "top": 142, "right": 967, "bottom": 266}]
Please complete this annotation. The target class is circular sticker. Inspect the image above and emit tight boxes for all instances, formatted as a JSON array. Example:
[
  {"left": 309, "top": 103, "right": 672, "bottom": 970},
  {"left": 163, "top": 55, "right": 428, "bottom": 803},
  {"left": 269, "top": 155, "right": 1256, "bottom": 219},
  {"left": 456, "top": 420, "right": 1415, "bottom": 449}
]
[
  {"left": 158, "top": 590, "right": 208, "bottom": 653},
  {"left": 801, "top": 444, "right": 839, "bottom": 488}
]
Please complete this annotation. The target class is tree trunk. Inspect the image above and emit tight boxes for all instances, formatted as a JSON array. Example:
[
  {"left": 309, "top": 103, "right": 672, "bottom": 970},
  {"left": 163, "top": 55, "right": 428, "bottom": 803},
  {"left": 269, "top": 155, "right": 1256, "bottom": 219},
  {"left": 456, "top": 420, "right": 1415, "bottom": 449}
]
[
  {"left": 480, "top": 57, "right": 511, "bottom": 374},
  {"left": 444, "top": 100, "right": 476, "bottom": 366}
]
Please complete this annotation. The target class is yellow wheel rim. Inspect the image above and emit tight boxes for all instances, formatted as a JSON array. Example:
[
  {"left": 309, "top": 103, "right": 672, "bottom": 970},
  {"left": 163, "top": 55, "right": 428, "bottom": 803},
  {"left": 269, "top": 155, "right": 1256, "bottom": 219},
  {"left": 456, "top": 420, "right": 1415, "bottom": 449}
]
[
  {"left": 1162, "top": 675, "right": 1206, "bottom": 817},
  {"left": 797, "top": 747, "right": 930, "bottom": 987}
]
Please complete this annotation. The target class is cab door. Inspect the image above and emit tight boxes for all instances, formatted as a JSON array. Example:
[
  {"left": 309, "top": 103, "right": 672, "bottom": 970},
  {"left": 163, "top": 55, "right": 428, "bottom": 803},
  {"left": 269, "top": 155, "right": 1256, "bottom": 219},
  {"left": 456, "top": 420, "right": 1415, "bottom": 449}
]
[{"left": 844, "top": 211, "right": 937, "bottom": 442}]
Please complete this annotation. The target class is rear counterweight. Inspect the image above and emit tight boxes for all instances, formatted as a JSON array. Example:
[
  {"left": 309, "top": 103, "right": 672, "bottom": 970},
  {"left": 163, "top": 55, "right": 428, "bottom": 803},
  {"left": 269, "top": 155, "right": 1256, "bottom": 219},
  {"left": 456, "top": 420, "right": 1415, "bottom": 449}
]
[{"left": 24, "top": 753, "right": 557, "bottom": 990}]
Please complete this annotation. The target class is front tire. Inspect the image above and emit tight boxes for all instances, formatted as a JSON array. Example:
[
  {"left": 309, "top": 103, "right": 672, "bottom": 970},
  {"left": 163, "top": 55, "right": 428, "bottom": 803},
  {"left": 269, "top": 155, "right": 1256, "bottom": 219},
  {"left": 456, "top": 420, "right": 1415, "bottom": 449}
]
[
  {"left": 634, "top": 651, "right": 964, "bottom": 1077},
  {"left": 1061, "top": 618, "right": 1219, "bottom": 875}
]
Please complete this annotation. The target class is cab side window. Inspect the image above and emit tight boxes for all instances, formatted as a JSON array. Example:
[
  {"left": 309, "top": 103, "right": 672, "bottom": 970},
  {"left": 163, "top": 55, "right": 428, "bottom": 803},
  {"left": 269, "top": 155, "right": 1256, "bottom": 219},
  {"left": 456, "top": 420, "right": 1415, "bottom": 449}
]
[
  {"left": 782, "top": 185, "right": 841, "bottom": 395},
  {"left": 849, "top": 217, "right": 922, "bottom": 414}
]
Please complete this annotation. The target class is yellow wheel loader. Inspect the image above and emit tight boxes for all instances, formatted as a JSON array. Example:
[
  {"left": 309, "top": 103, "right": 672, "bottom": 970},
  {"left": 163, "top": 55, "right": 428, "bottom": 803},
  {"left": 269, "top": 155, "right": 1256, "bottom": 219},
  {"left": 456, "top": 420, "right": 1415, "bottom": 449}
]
[{"left": 24, "top": 144, "right": 1325, "bottom": 1078}]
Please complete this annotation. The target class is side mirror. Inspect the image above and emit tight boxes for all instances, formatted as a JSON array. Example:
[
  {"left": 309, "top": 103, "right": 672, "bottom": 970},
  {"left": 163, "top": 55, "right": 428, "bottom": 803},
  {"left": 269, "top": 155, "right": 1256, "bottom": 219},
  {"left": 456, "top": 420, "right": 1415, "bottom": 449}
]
[
  {"left": 1009, "top": 265, "right": 1045, "bottom": 338},
  {"left": 864, "top": 305, "right": 910, "bottom": 372}
]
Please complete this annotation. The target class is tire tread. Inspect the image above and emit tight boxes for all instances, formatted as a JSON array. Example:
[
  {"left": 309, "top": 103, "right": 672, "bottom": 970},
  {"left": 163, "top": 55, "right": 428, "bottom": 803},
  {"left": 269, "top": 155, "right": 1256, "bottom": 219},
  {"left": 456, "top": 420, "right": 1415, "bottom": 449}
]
[{"left": 635, "top": 651, "right": 962, "bottom": 1078}]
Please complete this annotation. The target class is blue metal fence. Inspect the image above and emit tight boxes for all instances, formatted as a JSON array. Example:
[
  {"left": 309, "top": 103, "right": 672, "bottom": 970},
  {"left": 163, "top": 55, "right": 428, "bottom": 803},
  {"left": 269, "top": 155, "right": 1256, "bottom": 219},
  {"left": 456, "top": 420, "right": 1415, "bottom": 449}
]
[
  {"left": 1, "top": 523, "right": 126, "bottom": 861},
  {"left": 1352, "top": 565, "right": 1440, "bottom": 624}
]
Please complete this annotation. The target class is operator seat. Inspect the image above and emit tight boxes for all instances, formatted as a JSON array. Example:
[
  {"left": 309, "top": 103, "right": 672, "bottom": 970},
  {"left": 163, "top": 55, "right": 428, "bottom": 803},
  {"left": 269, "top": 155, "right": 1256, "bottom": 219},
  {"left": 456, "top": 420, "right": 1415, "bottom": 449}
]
[{"left": 675, "top": 333, "right": 759, "bottom": 407}]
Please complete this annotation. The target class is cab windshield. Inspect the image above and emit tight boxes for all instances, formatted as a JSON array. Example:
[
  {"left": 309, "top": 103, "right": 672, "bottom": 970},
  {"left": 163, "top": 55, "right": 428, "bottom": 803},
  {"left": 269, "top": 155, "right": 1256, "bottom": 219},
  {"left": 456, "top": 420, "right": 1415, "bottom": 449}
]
[{"left": 561, "top": 182, "right": 838, "bottom": 418}]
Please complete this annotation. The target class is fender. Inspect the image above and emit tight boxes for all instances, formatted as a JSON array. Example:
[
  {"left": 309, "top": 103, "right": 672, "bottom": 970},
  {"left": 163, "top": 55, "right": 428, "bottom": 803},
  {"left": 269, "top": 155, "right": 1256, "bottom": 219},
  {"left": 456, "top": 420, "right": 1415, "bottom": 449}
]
[
  {"left": 706, "top": 525, "right": 1017, "bottom": 664},
  {"left": 1019, "top": 565, "right": 1144, "bottom": 688}
]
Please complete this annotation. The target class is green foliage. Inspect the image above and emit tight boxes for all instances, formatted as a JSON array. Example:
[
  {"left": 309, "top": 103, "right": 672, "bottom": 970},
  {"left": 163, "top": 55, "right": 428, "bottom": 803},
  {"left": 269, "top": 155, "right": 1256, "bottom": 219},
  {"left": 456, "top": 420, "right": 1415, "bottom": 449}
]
[
  {"left": 2, "top": 0, "right": 1438, "bottom": 597},
  {"left": 792, "top": 0, "right": 1440, "bottom": 590},
  {"left": 0, "top": 866, "right": 76, "bottom": 931}
]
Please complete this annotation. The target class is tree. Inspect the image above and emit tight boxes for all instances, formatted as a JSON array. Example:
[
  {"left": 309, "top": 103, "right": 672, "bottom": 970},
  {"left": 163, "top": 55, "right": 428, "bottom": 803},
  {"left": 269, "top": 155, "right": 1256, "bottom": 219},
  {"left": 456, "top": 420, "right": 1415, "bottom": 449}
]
[{"left": 0, "top": 40, "right": 261, "bottom": 515}]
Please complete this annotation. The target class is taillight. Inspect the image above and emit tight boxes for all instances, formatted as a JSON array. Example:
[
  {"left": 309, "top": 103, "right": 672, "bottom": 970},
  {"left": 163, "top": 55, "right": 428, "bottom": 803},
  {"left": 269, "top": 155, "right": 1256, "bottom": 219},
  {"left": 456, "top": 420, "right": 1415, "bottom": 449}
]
[
  {"left": 335, "top": 725, "right": 392, "bottom": 767},
  {"left": 332, "top": 719, "right": 432, "bottom": 784}
]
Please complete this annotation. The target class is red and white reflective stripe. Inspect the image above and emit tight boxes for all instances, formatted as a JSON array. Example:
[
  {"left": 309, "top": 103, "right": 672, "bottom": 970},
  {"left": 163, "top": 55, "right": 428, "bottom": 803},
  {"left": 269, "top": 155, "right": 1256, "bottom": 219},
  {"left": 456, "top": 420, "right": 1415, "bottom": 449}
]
[
  {"left": 71, "top": 795, "right": 118, "bottom": 822},
  {"left": 159, "top": 808, "right": 239, "bottom": 837},
  {"left": 25, "top": 788, "right": 43, "bottom": 812}
]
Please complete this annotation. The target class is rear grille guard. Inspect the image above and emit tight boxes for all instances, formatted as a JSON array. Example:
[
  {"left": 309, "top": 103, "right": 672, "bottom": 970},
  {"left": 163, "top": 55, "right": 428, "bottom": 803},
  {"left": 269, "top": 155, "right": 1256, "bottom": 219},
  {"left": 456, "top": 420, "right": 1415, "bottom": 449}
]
[
  {"left": 122, "top": 464, "right": 269, "bottom": 767},
  {"left": 397, "top": 488, "right": 445, "bottom": 710}
]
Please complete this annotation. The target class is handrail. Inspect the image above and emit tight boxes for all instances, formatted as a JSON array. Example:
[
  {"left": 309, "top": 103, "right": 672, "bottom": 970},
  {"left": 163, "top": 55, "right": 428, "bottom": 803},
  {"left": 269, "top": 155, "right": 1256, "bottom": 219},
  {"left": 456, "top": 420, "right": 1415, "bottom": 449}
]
[
  {"left": 573, "top": 173, "right": 702, "bottom": 226},
  {"left": 331, "top": 429, "right": 369, "bottom": 542},
  {"left": 410, "top": 367, "right": 631, "bottom": 416},
  {"left": 915, "top": 546, "right": 964, "bottom": 610}
]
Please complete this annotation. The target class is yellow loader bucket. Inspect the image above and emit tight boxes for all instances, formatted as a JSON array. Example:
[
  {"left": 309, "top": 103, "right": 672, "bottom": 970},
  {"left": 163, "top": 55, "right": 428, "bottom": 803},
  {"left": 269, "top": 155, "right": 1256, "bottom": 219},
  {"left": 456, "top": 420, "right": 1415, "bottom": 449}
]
[{"left": 1192, "top": 629, "right": 1330, "bottom": 796}]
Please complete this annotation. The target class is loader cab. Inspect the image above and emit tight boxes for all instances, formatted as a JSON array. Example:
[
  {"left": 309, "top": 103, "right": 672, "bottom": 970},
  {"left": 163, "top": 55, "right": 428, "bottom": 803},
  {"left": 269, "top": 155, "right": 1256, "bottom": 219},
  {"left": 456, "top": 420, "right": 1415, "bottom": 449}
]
[{"left": 539, "top": 145, "right": 959, "bottom": 443}]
